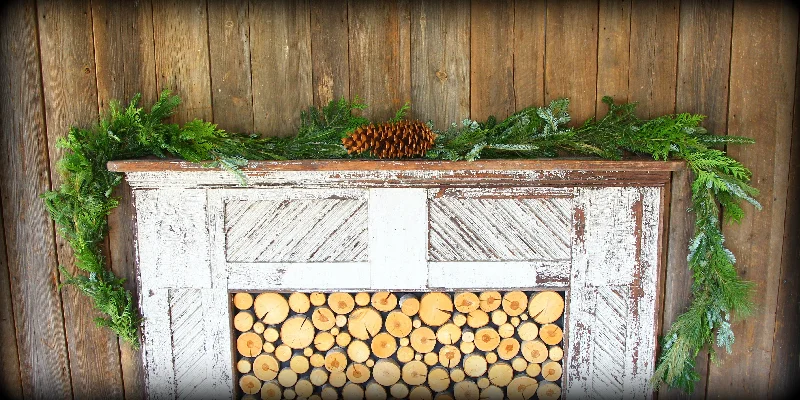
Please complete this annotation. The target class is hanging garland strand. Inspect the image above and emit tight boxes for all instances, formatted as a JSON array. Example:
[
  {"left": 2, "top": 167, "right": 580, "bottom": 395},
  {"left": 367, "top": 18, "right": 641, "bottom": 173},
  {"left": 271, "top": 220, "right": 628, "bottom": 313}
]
[{"left": 42, "top": 91, "right": 758, "bottom": 393}]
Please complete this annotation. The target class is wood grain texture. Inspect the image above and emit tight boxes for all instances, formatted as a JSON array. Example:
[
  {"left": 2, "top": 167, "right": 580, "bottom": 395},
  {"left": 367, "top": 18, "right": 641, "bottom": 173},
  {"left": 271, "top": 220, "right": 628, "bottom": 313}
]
[
  {"left": 0, "top": 1, "right": 73, "bottom": 398},
  {"left": 410, "top": 0, "right": 470, "bottom": 129},
  {"left": 250, "top": 0, "right": 312, "bottom": 137},
  {"left": 545, "top": 0, "right": 599, "bottom": 125},
  {"left": 92, "top": 2, "right": 155, "bottom": 397},
  {"left": 470, "top": 0, "right": 514, "bottom": 121},
  {"left": 674, "top": 0, "right": 733, "bottom": 135},
  {"left": 513, "top": 0, "right": 546, "bottom": 110},
  {"left": 708, "top": 1, "right": 799, "bottom": 398},
  {"left": 92, "top": 0, "right": 158, "bottom": 113},
  {"left": 596, "top": 0, "right": 631, "bottom": 113},
  {"left": 208, "top": 0, "right": 254, "bottom": 134},
  {"left": 591, "top": 286, "right": 628, "bottom": 399},
  {"left": 348, "top": 0, "right": 411, "bottom": 121},
  {"left": 769, "top": 34, "right": 800, "bottom": 396},
  {"left": 225, "top": 198, "right": 369, "bottom": 262},
  {"left": 0, "top": 191, "right": 22, "bottom": 400},
  {"left": 153, "top": 0, "right": 212, "bottom": 124},
  {"left": 627, "top": 0, "right": 679, "bottom": 118},
  {"left": 37, "top": 0, "right": 126, "bottom": 398},
  {"left": 310, "top": 1, "right": 350, "bottom": 108},
  {"left": 428, "top": 196, "right": 573, "bottom": 261}
]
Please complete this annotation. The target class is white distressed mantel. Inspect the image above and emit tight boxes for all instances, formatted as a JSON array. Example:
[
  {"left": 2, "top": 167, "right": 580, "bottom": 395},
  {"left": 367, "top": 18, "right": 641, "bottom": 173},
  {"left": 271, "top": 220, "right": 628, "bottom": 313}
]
[{"left": 109, "top": 159, "right": 681, "bottom": 400}]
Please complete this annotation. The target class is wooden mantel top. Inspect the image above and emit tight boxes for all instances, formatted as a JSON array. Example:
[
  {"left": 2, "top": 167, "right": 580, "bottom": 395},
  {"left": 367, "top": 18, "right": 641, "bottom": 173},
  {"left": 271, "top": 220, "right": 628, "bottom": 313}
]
[
  {"left": 108, "top": 158, "right": 684, "bottom": 172},
  {"left": 108, "top": 158, "right": 683, "bottom": 189}
]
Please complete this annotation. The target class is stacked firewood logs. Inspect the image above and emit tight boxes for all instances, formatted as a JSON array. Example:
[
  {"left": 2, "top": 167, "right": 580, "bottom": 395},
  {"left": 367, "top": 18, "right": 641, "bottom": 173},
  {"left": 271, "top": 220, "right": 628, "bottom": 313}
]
[{"left": 233, "top": 290, "right": 565, "bottom": 399}]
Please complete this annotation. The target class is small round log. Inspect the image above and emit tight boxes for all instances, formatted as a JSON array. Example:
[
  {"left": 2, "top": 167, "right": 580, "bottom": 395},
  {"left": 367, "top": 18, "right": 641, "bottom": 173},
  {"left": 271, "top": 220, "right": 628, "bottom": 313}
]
[
  {"left": 239, "top": 375, "right": 261, "bottom": 395},
  {"left": 419, "top": 292, "right": 453, "bottom": 326},
  {"left": 401, "top": 360, "right": 428, "bottom": 385},
  {"left": 390, "top": 383, "right": 409, "bottom": 398},
  {"left": 309, "top": 292, "right": 326, "bottom": 307},
  {"left": 539, "top": 324, "right": 563, "bottom": 346},
  {"left": 485, "top": 352, "right": 498, "bottom": 364},
  {"left": 474, "top": 327, "right": 501, "bottom": 352},
  {"left": 397, "top": 346, "right": 415, "bottom": 363},
  {"left": 275, "top": 344, "right": 292, "bottom": 361},
  {"left": 371, "top": 291, "right": 398, "bottom": 312},
  {"left": 498, "top": 323, "right": 515, "bottom": 338},
  {"left": 237, "top": 332, "right": 263, "bottom": 357},
  {"left": 320, "top": 385, "right": 338, "bottom": 400},
  {"left": 252, "top": 321, "right": 265, "bottom": 334},
  {"left": 521, "top": 340, "right": 548, "bottom": 363},
  {"left": 324, "top": 348, "right": 348, "bottom": 372},
  {"left": 309, "top": 367, "right": 328, "bottom": 386},
  {"left": 371, "top": 332, "right": 398, "bottom": 358},
  {"left": 254, "top": 293, "right": 289, "bottom": 324},
  {"left": 234, "top": 311, "right": 254, "bottom": 332},
  {"left": 423, "top": 352, "right": 439, "bottom": 366},
  {"left": 502, "top": 291, "right": 528, "bottom": 316},
  {"left": 328, "top": 292, "right": 355, "bottom": 314},
  {"left": 479, "top": 291, "right": 502, "bottom": 312},
  {"left": 453, "top": 380, "right": 480, "bottom": 400},
  {"left": 335, "top": 332, "right": 352, "bottom": 347},
  {"left": 480, "top": 385, "right": 504, "bottom": 400},
  {"left": 236, "top": 359, "right": 252, "bottom": 374},
  {"left": 488, "top": 362, "right": 514, "bottom": 386},
  {"left": 342, "top": 382, "right": 364, "bottom": 399},
  {"left": 452, "top": 312, "right": 467, "bottom": 327},
  {"left": 549, "top": 345, "right": 564, "bottom": 362},
  {"left": 436, "top": 322, "right": 462, "bottom": 345},
  {"left": 409, "top": 385, "right": 433, "bottom": 400},
  {"left": 346, "top": 362, "right": 371, "bottom": 384},
  {"left": 527, "top": 291, "right": 564, "bottom": 324},
  {"left": 498, "top": 338, "right": 521, "bottom": 360},
  {"left": 439, "top": 345, "right": 461, "bottom": 368},
  {"left": 373, "top": 359, "right": 401, "bottom": 386},
  {"left": 260, "top": 380, "right": 281, "bottom": 400},
  {"left": 541, "top": 360, "right": 562, "bottom": 382},
  {"left": 466, "top": 310, "right": 489, "bottom": 328},
  {"left": 428, "top": 366, "right": 451, "bottom": 392},
  {"left": 288, "top": 292, "right": 310, "bottom": 313},
  {"left": 365, "top": 381, "right": 387, "bottom": 400},
  {"left": 277, "top": 368, "right": 298, "bottom": 387},
  {"left": 454, "top": 292, "right": 480, "bottom": 313},
  {"left": 314, "top": 331, "right": 335, "bottom": 352},
  {"left": 400, "top": 294, "right": 420, "bottom": 316},
  {"left": 386, "top": 311, "right": 413, "bottom": 338},
  {"left": 537, "top": 382, "right": 561, "bottom": 400},
  {"left": 525, "top": 362, "right": 541, "bottom": 378},
  {"left": 410, "top": 327, "right": 437, "bottom": 353},
  {"left": 328, "top": 371, "right": 347, "bottom": 387},
  {"left": 355, "top": 292, "right": 370, "bottom": 306},
  {"left": 311, "top": 307, "right": 336, "bottom": 331},
  {"left": 491, "top": 310, "right": 508, "bottom": 326},
  {"left": 459, "top": 341, "right": 475, "bottom": 354},
  {"left": 233, "top": 292, "right": 253, "bottom": 310},
  {"left": 511, "top": 357, "right": 528, "bottom": 372},
  {"left": 348, "top": 307, "right": 383, "bottom": 340},
  {"left": 347, "top": 340, "right": 370, "bottom": 363},
  {"left": 463, "top": 354, "right": 488, "bottom": 377},
  {"left": 507, "top": 375, "right": 538, "bottom": 400},
  {"left": 450, "top": 367, "right": 466, "bottom": 383},
  {"left": 290, "top": 354, "right": 310, "bottom": 374},
  {"left": 295, "top": 379, "right": 314, "bottom": 398},
  {"left": 280, "top": 315, "right": 315, "bottom": 349},
  {"left": 517, "top": 322, "right": 538, "bottom": 341},
  {"left": 263, "top": 327, "right": 279, "bottom": 342},
  {"left": 310, "top": 353, "right": 325, "bottom": 367}
]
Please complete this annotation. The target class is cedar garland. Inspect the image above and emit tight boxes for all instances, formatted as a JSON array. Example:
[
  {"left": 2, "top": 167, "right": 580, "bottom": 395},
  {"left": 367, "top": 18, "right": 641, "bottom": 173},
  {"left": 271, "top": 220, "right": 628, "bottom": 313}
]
[{"left": 42, "top": 91, "right": 758, "bottom": 393}]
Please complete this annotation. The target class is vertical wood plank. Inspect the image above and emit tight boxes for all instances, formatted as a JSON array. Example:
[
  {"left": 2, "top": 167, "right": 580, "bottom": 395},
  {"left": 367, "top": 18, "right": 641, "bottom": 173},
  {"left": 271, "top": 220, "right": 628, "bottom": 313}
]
[
  {"left": 410, "top": 0, "right": 470, "bottom": 129},
  {"left": 91, "top": 1, "right": 157, "bottom": 398},
  {"left": 663, "top": 1, "right": 733, "bottom": 398},
  {"left": 675, "top": 0, "right": 733, "bottom": 135},
  {"left": 596, "top": 0, "right": 631, "bottom": 113},
  {"left": 0, "top": 1, "right": 73, "bottom": 398},
  {"left": 769, "top": 30, "right": 800, "bottom": 396},
  {"left": 0, "top": 194, "right": 22, "bottom": 400},
  {"left": 348, "top": 0, "right": 412, "bottom": 122},
  {"left": 92, "top": 0, "right": 158, "bottom": 113},
  {"left": 37, "top": 0, "right": 126, "bottom": 398},
  {"left": 153, "top": 0, "right": 212, "bottom": 124},
  {"left": 470, "top": 0, "right": 514, "bottom": 121},
  {"left": 627, "top": 0, "right": 679, "bottom": 118},
  {"left": 545, "top": 0, "right": 599, "bottom": 125},
  {"left": 208, "top": 0, "right": 254, "bottom": 134},
  {"left": 708, "top": 1, "right": 799, "bottom": 397},
  {"left": 310, "top": 1, "right": 350, "bottom": 108},
  {"left": 513, "top": 0, "right": 546, "bottom": 110},
  {"left": 249, "top": 0, "right": 312, "bottom": 137}
]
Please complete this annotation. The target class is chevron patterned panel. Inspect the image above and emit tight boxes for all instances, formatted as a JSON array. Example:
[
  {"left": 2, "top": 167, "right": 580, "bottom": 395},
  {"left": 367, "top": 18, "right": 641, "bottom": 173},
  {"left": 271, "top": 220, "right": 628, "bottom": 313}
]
[
  {"left": 429, "top": 196, "right": 573, "bottom": 261},
  {"left": 225, "top": 198, "right": 368, "bottom": 262},
  {"left": 591, "top": 286, "right": 629, "bottom": 399}
]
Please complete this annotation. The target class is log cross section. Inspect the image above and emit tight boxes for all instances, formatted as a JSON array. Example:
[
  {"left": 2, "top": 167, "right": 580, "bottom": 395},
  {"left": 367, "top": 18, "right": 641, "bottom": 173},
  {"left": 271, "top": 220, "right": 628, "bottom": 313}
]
[{"left": 110, "top": 159, "right": 675, "bottom": 399}]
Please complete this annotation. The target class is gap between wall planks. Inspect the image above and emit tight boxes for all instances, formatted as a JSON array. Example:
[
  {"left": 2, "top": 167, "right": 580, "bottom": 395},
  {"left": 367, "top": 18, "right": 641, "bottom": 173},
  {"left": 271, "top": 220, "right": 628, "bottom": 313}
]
[{"left": 0, "top": 0, "right": 798, "bottom": 398}]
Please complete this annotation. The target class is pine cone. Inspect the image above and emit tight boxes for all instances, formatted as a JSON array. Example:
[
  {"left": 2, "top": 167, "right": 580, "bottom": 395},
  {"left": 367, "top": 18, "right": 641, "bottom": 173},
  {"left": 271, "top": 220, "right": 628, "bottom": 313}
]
[{"left": 342, "top": 120, "right": 437, "bottom": 159}]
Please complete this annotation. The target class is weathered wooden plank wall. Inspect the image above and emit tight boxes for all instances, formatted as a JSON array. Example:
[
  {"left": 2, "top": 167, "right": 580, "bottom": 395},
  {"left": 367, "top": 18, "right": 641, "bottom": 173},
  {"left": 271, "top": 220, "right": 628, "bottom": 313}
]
[{"left": 0, "top": 0, "right": 797, "bottom": 398}]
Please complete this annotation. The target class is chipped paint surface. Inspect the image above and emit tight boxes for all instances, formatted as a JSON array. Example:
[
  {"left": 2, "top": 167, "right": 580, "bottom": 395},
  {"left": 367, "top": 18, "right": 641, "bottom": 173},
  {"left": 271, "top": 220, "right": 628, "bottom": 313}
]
[{"left": 130, "top": 165, "right": 665, "bottom": 399}]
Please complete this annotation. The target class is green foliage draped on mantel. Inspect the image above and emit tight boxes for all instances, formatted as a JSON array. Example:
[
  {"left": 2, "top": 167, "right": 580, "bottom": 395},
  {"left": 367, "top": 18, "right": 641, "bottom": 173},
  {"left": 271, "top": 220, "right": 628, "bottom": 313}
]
[{"left": 42, "top": 90, "right": 759, "bottom": 392}]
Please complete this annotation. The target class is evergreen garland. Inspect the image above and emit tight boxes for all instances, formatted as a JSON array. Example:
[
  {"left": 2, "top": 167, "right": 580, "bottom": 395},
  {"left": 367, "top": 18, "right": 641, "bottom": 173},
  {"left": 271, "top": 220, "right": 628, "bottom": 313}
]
[{"left": 42, "top": 91, "right": 758, "bottom": 393}]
